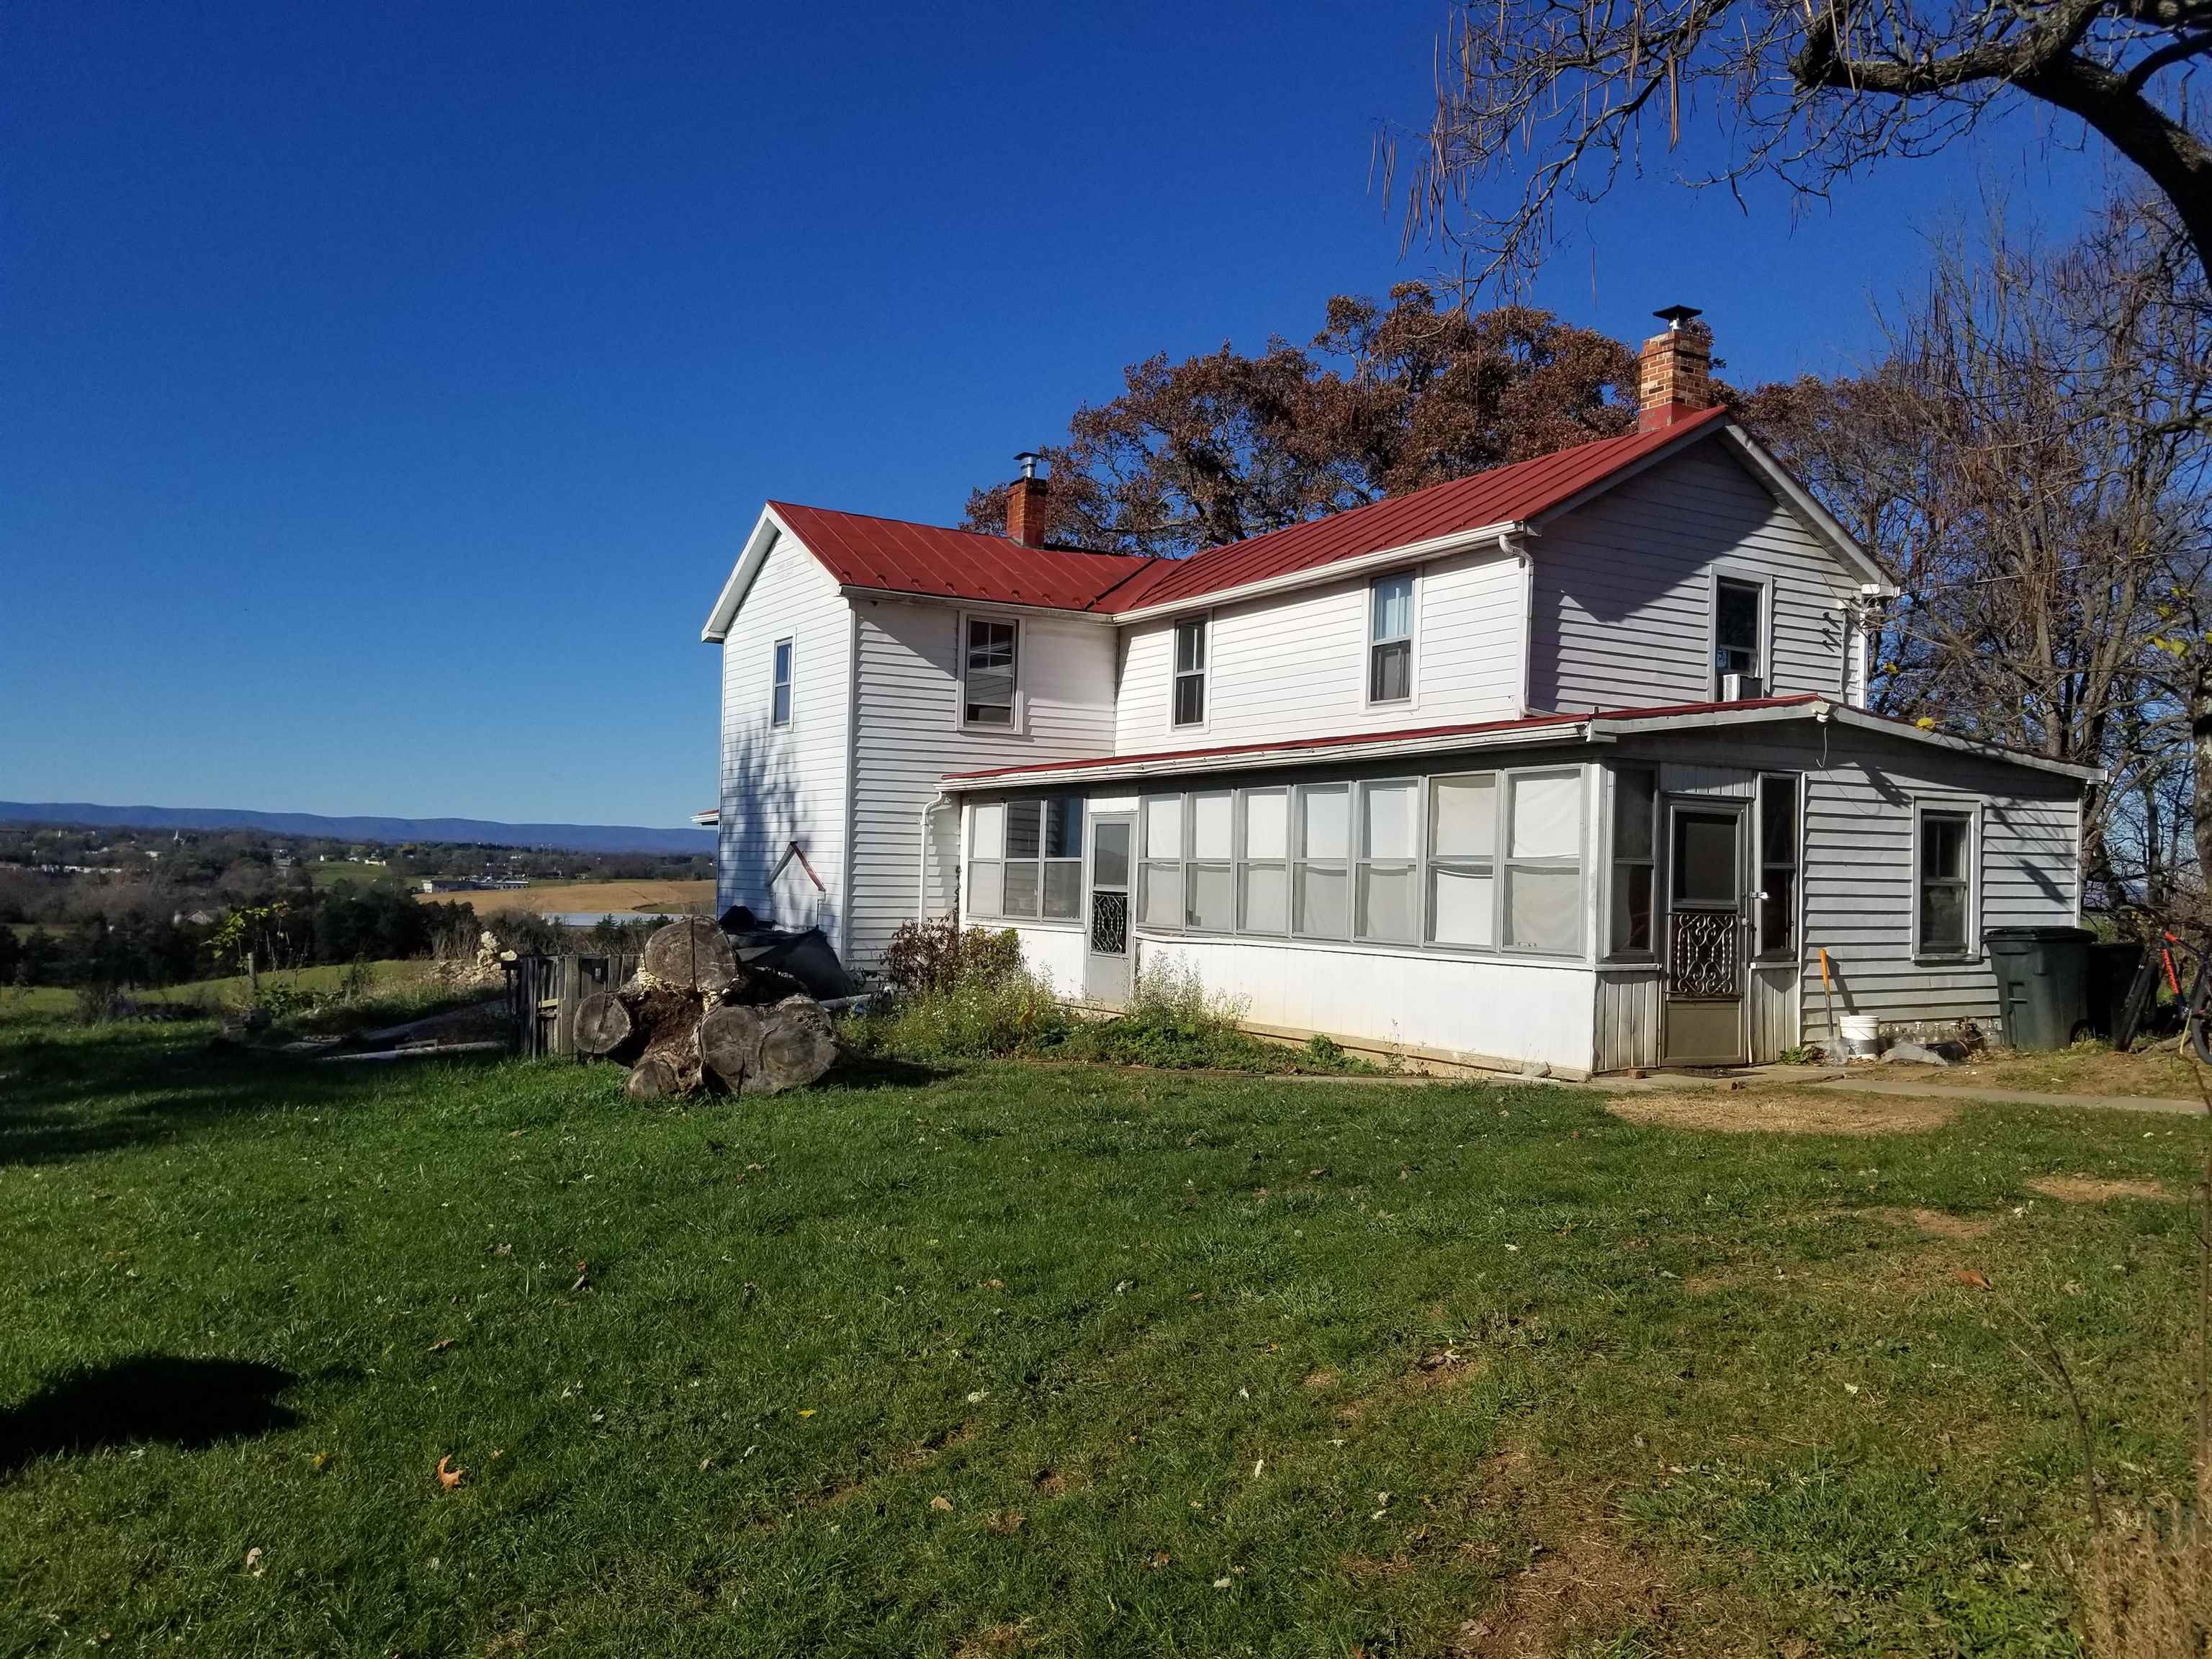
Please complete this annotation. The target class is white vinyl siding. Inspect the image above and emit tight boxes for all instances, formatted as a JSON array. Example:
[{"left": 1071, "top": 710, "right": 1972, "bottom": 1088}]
[
  {"left": 716, "top": 533, "right": 852, "bottom": 939},
  {"left": 1115, "top": 547, "right": 1522, "bottom": 749},
  {"left": 849, "top": 597, "right": 1118, "bottom": 968},
  {"left": 1532, "top": 441, "right": 1857, "bottom": 711}
]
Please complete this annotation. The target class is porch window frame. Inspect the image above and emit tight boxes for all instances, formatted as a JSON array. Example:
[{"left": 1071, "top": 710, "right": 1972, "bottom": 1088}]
[
  {"left": 1754, "top": 773, "right": 1804, "bottom": 963},
  {"left": 1912, "top": 799, "right": 1980, "bottom": 962},
  {"left": 1138, "top": 792, "right": 1184, "bottom": 935},
  {"left": 966, "top": 796, "right": 1085, "bottom": 927},
  {"left": 1182, "top": 788, "right": 1237, "bottom": 934},
  {"left": 1500, "top": 768, "right": 1587, "bottom": 958},
  {"left": 1354, "top": 777, "right": 1423, "bottom": 945},
  {"left": 1424, "top": 769, "right": 1500, "bottom": 953},
  {"left": 958, "top": 611, "right": 1024, "bottom": 732},
  {"left": 1603, "top": 763, "right": 1659, "bottom": 962},
  {"left": 1292, "top": 783, "right": 1353, "bottom": 940},
  {"left": 1236, "top": 786, "right": 1290, "bottom": 936}
]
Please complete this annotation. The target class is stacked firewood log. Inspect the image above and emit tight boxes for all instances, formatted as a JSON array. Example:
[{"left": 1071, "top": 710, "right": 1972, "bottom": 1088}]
[{"left": 572, "top": 918, "right": 838, "bottom": 1098}]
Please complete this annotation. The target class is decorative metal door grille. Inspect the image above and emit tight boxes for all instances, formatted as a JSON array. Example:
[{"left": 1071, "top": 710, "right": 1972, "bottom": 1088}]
[
  {"left": 1090, "top": 891, "right": 1129, "bottom": 956},
  {"left": 1668, "top": 909, "right": 1739, "bottom": 997}
]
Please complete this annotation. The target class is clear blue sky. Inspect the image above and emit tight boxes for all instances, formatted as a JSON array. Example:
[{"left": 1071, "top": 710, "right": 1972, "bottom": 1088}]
[{"left": 1, "top": 1, "right": 2114, "bottom": 826}]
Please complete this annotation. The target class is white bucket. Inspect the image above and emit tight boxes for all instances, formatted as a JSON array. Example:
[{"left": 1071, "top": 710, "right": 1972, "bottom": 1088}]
[{"left": 1838, "top": 1014, "right": 1881, "bottom": 1058}]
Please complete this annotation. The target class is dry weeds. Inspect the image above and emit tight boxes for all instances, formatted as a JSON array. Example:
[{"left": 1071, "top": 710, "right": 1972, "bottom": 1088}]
[
  {"left": 2028, "top": 1175, "right": 2182, "bottom": 1205},
  {"left": 2074, "top": 1457, "right": 2212, "bottom": 1658},
  {"left": 1607, "top": 1088, "right": 1960, "bottom": 1136}
]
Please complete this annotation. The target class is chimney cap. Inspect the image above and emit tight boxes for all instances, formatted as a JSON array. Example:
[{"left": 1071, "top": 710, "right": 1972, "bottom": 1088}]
[
  {"left": 1652, "top": 304, "right": 1704, "bottom": 331},
  {"left": 1015, "top": 451, "right": 1043, "bottom": 480}
]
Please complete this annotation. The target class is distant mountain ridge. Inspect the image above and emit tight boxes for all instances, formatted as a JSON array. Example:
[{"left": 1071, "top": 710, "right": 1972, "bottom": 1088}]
[{"left": 0, "top": 801, "right": 714, "bottom": 855}]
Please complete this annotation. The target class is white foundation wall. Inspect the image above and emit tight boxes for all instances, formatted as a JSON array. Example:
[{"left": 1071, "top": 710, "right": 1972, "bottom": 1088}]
[
  {"left": 1137, "top": 936, "right": 1598, "bottom": 1075},
  {"left": 999, "top": 925, "right": 1089, "bottom": 999}
]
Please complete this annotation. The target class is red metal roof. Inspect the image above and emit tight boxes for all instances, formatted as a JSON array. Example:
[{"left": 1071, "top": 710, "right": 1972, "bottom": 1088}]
[
  {"left": 1097, "top": 406, "right": 1729, "bottom": 612},
  {"left": 768, "top": 501, "right": 1155, "bottom": 611},
  {"left": 942, "top": 693, "right": 1828, "bottom": 783},
  {"left": 769, "top": 406, "right": 1730, "bottom": 616}
]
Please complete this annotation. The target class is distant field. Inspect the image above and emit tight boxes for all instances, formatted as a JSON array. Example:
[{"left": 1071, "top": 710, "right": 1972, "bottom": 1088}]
[
  {"left": 1, "top": 958, "right": 421, "bottom": 1020},
  {"left": 418, "top": 878, "right": 714, "bottom": 916}
]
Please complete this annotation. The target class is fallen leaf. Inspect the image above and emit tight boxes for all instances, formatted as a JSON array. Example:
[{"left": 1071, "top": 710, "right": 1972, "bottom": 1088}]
[
  {"left": 797, "top": 1408, "right": 817, "bottom": 1419},
  {"left": 243, "top": 1547, "right": 265, "bottom": 1576},
  {"left": 1213, "top": 1576, "right": 1233, "bottom": 1590},
  {"left": 930, "top": 1495, "right": 953, "bottom": 1512},
  {"left": 1954, "top": 1268, "right": 1993, "bottom": 1290},
  {"left": 427, "top": 1337, "right": 457, "bottom": 1353},
  {"left": 436, "top": 1455, "right": 464, "bottom": 1490},
  {"left": 986, "top": 1509, "right": 1026, "bottom": 1534},
  {"left": 570, "top": 1262, "right": 590, "bottom": 1292},
  {"left": 1148, "top": 1550, "right": 1171, "bottom": 1568},
  {"left": 983, "top": 1278, "right": 1004, "bottom": 1290}
]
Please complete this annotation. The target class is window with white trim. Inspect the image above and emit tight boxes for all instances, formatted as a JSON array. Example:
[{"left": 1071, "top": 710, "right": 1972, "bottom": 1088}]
[
  {"left": 1713, "top": 576, "right": 1763, "bottom": 694},
  {"left": 1606, "top": 766, "right": 1657, "bottom": 957},
  {"left": 1369, "top": 573, "right": 1413, "bottom": 703},
  {"left": 770, "top": 638, "right": 793, "bottom": 728},
  {"left": 1916, "top": 806, "right": 1974, "bottom": 958},
  {"left": 1172, "top": 617, "right": 1208, "bottom": 727},
  {"left": 968, "top": 796, "right": 1083, "bottom": 921},
  {"left": 962, "top": 617, "right": 1018, "bottom": 727}
]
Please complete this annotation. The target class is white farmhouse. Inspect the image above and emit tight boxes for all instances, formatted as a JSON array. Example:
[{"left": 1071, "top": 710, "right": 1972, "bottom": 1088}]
[{"left": 701, "top": 310, "right": 2093, "bottom": 1076}]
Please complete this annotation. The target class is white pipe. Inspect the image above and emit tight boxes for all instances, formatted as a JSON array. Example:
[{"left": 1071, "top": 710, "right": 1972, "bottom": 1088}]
[{"left": 916, "top": 791, "right": 950, "bottom": 925}]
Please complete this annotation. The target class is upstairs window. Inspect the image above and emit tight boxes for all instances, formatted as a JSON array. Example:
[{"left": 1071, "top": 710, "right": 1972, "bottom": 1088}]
[
  {"left": 770, "top": 638, "right": 793, "bottom": 728},
  {"left": 1369, "top": 574, "right": 1413, "bottom": 703},
  {"left": 1916, "top": 806, "right": 1974, "bottom": 958},
  {"left": 1714, "top": 577, "right": 1763, "bottom": 695},
  {"left": 1172, "top": 617, "right": 1208, "bottom": 727},
  {"left": 963, "top": 618, "right": 1018, "bottom": 727}
]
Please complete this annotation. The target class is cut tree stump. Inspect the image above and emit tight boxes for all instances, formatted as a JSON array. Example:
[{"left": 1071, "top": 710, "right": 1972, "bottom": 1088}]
[
  {"left": 640, "top": 917, "right": 740, "bottom": 998},
  {"left": 698, "top": 1004, "right": 765, "bottom": 1092},
  {"left": 748, "top": 994, "right": 837, "bottom": 1094},
  {"left": 573, "top": 991, "right": 638, "bottom": 1058},
  {"left": 624, "top": 1053, "right": 684, "bottom": 1100}
]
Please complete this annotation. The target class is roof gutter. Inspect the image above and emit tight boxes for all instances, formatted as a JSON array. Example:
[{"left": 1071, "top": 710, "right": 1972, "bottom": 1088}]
[
  {"left": 940, "top": 718, "right": 1604, "bottom": 792},
  {"left": 834, "top": 585, "right": 1120, "bottom": 623},
  {"left": 1105, "top": 521, "right": 1535, "bottom": 624}
]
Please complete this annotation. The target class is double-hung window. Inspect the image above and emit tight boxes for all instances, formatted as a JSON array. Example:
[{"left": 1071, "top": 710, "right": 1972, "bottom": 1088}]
[
  {"left": 1714, "top": 577, "right": 1763, "bottom": 696},
  {"left": 1916, "top": 806, "right": 1974, "bottom": 958},
  {"left": 1140, "top": 795, "right": 1182, "bottom": 930},
  {"left": 1757, "top": 775, "right": 1799, "bottom": 958},
  {"left": 1294, "top": 785, "right": 1351, "bottom": 938},
  {"left": 1426, "top": 773, "right": 1496, "bottom": 948},
  {"left": 1608, "top": 767, "right": 1657, "bottom": 956},
  {"left": 770, "top": 639, "right": 793, "bottom": 728},
  {"left": 1172, "top": 617, "right": 1208, "bottom": 727},
  {"left": 1503, "top": 771, "right": 1583, "bottom": 955},
  {"left": 968, "top": 797, "right": 1082, "bottom": 921},
  {"left": 1357, "top": 780, "right": 1420, "bottom": 943},
  {"left": 963, "top": 617, "right": 1018, "bottom": 727},
  {"left": 1185, "top": 791, "right": 1235, "bottom": 931},
  {"left": 1238, "top": 788, "right": 1289, "bottom": 932},
  {"left": 1369, "top": 574, "right": 1413, "bottom": 703}
]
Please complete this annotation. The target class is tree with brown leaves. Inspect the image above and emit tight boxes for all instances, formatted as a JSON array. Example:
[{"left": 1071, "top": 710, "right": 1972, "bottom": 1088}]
[{"left": 963, "top": 287, "right": 1636, "bottom": 557}]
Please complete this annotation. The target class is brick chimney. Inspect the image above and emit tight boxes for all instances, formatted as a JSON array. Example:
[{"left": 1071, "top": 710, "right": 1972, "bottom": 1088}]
[
  {"left": 1637, "top": 305, "right": 1713, "bottom": 431},
  {"left": 1005, "top": 451, "right": 1049, "bottom": 547}
]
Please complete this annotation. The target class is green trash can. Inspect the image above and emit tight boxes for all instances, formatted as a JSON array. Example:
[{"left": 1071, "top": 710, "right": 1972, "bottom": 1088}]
[{"left": 1983, "top": 925, "right": 2094, "bottom": 1051}]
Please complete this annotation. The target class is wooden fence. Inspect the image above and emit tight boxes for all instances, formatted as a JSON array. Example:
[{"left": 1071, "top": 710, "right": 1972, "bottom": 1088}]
[{"left": 503, "top": 953, "right": 641, "bottom": 1058}]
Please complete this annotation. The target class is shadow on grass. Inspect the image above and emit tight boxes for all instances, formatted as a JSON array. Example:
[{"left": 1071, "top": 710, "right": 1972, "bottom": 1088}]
[
  {"left": 0, "top": 1355, "right": 299, "bottom": 1478},
  {"left": 825, "top": 1052, "right": 956, "bottom": 1092},
  {"left": 0, "top": 1024, "right": 505, "bottom": 1167}
]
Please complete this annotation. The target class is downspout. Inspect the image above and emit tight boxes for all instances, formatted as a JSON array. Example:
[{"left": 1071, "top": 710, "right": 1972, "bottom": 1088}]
[
  {"left": 840, "top": 605, "right": 860, "bottom": 961},
  {"left": 1504, "top": 531, "right": 1535, "bottom": 716},
  {"left": 917, "top": 791, "right": 951, "bottom": 925}
]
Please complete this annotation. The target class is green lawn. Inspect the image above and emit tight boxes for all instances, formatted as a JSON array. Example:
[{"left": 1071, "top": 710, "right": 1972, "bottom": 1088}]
[
  {"left": 0, "top": 959, "right": 424, "bottom": 1022},
  {"left": 1, "top": 1021, "right": 2206, "bottom": 1656}
]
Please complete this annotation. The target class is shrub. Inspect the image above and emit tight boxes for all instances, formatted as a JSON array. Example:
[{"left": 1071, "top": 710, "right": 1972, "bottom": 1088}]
[
  {"left": 847, "top": 965, "right": 1070, "bottom": 1059},
  {"left": 881, "top": 917, "right": 1022, "bottom": 996}
]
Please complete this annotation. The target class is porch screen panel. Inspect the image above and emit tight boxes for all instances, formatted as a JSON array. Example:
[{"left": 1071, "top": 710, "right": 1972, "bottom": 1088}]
[
  {"left": 1295, "top": 785, "right": 1350, "bottom": 938},
  {"left": 1757, "top": 776, "right": 1798, "bottom": 957},
  {"left": 1426, "top": 773, "right": 1496, "bottom": 948},
  {"left": 1358, "top": 781, "right": 1419, "bottom": 943},
  {"left": 967, "top": 803, "right": 1005, "bottom": 921},
  {"left": 1503, "top": 771, "right": 1582, "bottom": 955},
  {"left": 1236, "top": 788, "right": 1288, "bottom": 932},
  {"left": 1608, "top": 768, "right": 1657, "bottom": 956},
  {"left": 1140, "top": 794, "right": 1182, "bottom": 930},
  {"left": 1185, "top": 792, "right": 1235, "bottom": 930}
]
